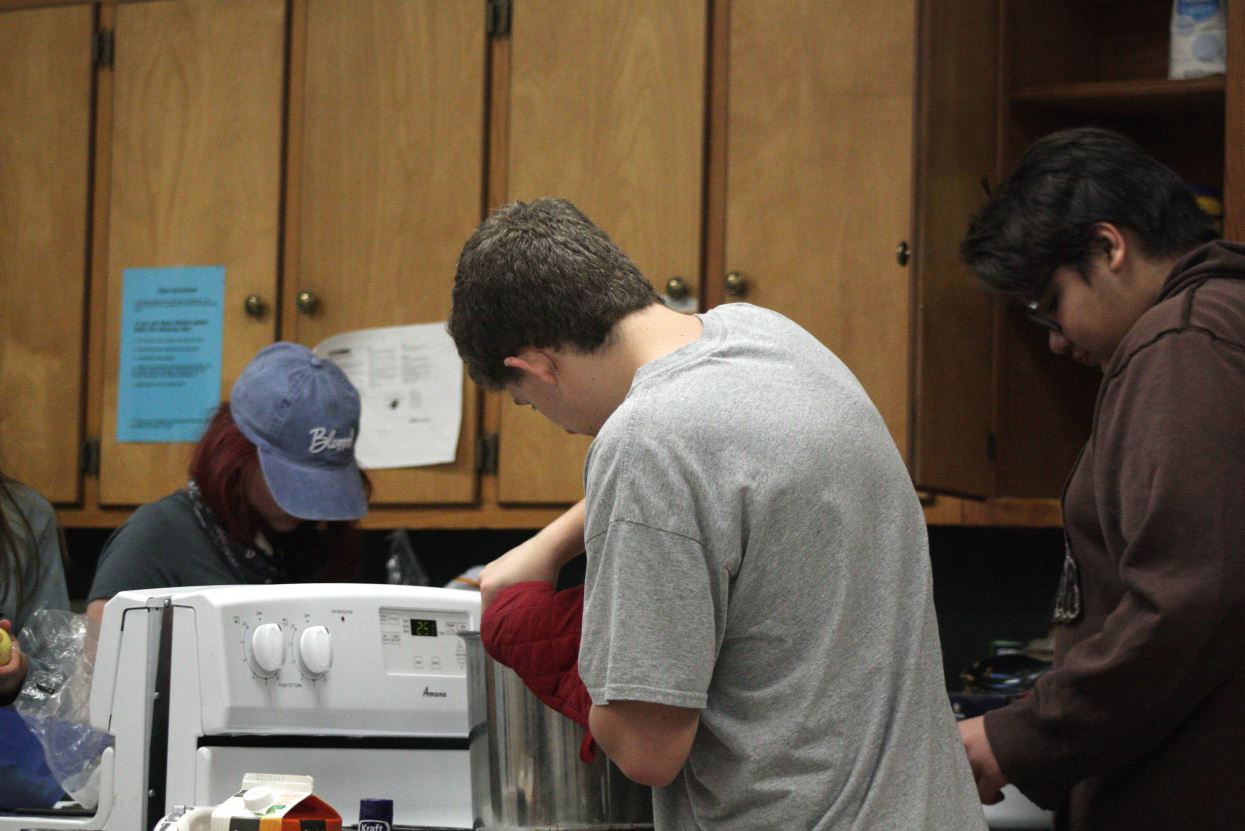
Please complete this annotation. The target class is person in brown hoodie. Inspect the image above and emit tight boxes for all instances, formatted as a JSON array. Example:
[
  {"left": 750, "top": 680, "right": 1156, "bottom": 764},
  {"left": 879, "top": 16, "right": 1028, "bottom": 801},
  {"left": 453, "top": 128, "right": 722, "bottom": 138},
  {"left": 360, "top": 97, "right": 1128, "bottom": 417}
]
[{"left": 958, "top": 126, "right": 1245, "bottom": 829}]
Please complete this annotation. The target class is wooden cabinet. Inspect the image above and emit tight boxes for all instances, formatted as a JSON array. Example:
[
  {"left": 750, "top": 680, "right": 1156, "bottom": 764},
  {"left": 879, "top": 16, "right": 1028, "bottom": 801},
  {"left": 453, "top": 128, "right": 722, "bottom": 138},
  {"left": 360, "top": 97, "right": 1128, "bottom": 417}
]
[
  {"left": 714, "top": 0, "right": 997, "bottom": 499},
  {"left": 494, "top": 0, "right": 708, "bottom": 505},
  {"left": 908, "top": 0, "right": 1001, "bottom": 498},
  {"left": 0, "top": 4, "right": 93, "bottom": 504},
  {"left": 8, "top": 0, "right": 1235, "bottom": 527},
  {"left": 483, "top": 0, "right": 1242, "bottom": 509},
  {"left": 707, "top": 0, "right": 1239, "bottom": 506},
  {"left": 287, "top": 0, "right": 486, "bottom": 506},
  {"left": 39, "top": 0, "right": 485, "bottom": 514},
  {"left": 719, "top": 0, "right": 920, "bottom": 456},
  {"left": 0, "top": 0, "right": 495, "bottom": 526},
  {"left": 99, "top": 0, "right": 286, "bottom": 506},
  {"left": 990, "top": 0, "right": 1243, "bottom": 498},
  {"left": 488, "top": 0, "right": 1000, "bottom": 503},
  {"left": 0, "top": 0, "right": 1005, "bottom": 523}
]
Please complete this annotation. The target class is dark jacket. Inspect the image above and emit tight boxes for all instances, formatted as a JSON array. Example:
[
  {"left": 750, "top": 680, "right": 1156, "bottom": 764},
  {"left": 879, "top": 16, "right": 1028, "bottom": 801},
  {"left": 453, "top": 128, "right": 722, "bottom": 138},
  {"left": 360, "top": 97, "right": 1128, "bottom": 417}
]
[{"left": 986, "top": 240, "right": 1245, "bottom": 830}]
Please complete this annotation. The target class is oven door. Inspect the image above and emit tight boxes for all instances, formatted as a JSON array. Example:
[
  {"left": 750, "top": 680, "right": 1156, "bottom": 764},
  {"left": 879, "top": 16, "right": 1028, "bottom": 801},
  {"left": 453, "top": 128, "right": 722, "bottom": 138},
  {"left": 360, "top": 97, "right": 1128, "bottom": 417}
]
[{"left": 192, "top": 743, "right": 470, "bottom": 828}]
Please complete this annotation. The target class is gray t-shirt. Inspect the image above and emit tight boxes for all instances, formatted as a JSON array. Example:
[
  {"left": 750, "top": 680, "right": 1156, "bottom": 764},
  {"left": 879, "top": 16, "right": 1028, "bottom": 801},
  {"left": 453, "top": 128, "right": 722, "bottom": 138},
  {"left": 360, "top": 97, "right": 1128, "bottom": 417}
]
[
  {"left": 580, "top": 304, "right": 985, "bottom": 830},
  {"left": 90, "top": 492, "right": 335, "bottom": 600},
  {"left": 0, "top": 482, "right": 69, "bottom": 632},
  {"left": 89, "top": 492, "right": 238, "bottom": 600}
]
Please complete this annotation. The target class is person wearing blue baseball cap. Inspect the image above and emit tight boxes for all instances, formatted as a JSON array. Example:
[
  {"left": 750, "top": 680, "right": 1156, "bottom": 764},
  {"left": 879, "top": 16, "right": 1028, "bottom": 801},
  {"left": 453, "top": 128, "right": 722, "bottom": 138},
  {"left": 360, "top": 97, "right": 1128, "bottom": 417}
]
[{"left": 86, "top": 342, "right": 370, "bottom": 623}]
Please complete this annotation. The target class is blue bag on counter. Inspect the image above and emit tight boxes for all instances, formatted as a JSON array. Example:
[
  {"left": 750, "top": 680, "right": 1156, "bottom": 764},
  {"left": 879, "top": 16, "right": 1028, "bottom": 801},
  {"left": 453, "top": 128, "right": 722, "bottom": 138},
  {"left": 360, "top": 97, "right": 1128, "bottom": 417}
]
[{"left": 0, "top": 707, "right": 64, "bottom": 809}]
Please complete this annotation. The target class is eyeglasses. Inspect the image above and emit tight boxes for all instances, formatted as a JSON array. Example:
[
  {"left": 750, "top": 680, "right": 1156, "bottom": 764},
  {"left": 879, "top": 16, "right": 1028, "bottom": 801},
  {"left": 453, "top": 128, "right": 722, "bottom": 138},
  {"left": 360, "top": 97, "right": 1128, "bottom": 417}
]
[{"left": 1024, "top": 282, "right": 1061, "bottom": 333}]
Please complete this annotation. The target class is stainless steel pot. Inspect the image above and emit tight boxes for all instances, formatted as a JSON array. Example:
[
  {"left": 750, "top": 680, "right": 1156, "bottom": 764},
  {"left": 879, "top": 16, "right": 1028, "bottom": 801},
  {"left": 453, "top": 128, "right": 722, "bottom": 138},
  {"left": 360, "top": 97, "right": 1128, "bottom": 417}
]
[{"left": 460, "top": 631, "right": 653, "bottom": 830}]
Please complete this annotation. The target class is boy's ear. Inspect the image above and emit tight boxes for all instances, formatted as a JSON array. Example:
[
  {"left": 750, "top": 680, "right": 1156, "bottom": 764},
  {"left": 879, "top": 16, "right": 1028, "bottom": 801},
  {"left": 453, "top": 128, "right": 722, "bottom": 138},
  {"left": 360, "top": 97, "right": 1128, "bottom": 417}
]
[
  {"left": 503, "top": 347, "right": 559, "bottom": 385},
  {"left": 1090, "top": 222, "right": 1127, "bottom": 271}
]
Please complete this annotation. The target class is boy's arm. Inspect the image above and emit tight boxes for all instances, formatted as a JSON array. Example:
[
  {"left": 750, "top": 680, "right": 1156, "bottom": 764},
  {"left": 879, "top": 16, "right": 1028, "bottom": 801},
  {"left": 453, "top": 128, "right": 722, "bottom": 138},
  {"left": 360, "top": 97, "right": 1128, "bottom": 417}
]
[{"left": 479, "top": 499, "right": 585, "bottom": 610}]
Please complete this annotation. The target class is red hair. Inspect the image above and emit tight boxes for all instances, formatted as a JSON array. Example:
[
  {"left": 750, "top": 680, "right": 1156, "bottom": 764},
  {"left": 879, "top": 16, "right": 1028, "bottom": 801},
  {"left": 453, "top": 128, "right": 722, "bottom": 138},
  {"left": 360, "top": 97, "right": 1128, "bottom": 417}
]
[
  {"left": 187, "top": 403, "right": 367, "bottom": 580},
  {"left": 188, "top": 404, "right": 264, "bottom": 544}
]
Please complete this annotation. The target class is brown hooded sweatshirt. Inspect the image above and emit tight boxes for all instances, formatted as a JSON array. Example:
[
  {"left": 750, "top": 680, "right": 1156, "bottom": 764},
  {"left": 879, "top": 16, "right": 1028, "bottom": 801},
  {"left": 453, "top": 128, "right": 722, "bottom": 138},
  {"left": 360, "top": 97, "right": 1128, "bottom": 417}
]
[{"left": 985, "top": 240, "right": 1245, "bottom": 830}]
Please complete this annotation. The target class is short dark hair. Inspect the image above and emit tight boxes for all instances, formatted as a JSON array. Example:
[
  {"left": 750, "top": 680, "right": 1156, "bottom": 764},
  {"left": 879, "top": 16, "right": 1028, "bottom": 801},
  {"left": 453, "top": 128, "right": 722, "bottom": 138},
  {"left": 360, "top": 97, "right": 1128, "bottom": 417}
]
[
  {"left": 961, "top": 127, "right": 1218, "bottom": 298},
  {"left": 449, "top": 198, "right": 661, "bottom": 389}
]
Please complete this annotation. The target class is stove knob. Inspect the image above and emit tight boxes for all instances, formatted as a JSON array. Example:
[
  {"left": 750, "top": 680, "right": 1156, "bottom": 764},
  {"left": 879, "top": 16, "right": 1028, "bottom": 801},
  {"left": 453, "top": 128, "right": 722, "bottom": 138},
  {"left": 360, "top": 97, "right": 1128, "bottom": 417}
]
[
  {"left": 296, "top": 625, "right": 332, "bottom": 679},
  {"left": 247, "top": 623, "right": 285, "bottom": 678}
]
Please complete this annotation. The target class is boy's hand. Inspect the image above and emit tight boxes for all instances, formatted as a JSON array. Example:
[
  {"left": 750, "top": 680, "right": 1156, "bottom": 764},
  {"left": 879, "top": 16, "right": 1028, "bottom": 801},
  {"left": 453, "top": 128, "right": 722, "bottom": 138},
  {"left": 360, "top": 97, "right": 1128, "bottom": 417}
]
[{"left": 959, "top": 715, "right": 1008, "bottom": 804}]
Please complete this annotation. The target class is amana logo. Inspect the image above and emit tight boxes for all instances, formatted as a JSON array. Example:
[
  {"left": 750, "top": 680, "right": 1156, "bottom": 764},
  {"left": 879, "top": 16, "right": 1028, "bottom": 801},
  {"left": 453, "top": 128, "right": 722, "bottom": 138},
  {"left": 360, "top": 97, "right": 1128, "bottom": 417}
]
[{"left": 422, "top": 686, "right": 447, "bottom": 698}]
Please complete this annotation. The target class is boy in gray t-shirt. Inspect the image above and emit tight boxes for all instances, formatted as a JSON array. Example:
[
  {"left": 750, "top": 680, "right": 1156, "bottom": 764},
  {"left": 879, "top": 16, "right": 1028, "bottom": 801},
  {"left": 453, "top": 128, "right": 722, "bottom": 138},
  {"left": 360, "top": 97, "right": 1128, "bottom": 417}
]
[{"left": 449, "top": 198, "right": 986, "bottom": 830}]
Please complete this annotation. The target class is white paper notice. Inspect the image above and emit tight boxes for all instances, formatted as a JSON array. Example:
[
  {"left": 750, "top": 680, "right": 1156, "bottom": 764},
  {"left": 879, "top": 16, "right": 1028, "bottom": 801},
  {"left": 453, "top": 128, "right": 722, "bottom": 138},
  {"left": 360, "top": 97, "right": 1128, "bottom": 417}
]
[{"left": 314, "top": 323, "right": 462, "bottom": 469}]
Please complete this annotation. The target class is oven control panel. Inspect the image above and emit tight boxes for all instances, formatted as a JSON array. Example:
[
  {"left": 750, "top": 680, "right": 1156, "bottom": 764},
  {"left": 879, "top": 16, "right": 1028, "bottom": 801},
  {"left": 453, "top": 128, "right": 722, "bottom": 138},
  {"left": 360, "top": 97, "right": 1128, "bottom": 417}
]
[
  {"left": 158, "top": 584, "right": 481, "bottom": 736},
  {"left": 379, "top": 607, "right": 470, "bottom": 676}
]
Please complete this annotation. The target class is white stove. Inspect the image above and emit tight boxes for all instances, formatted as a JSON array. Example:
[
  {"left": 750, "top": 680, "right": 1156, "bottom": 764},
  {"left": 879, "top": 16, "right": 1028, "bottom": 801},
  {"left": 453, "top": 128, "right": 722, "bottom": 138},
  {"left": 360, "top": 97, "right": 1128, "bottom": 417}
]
[{"left": 0, "top": 584, "right": 480, "bottom": 830}]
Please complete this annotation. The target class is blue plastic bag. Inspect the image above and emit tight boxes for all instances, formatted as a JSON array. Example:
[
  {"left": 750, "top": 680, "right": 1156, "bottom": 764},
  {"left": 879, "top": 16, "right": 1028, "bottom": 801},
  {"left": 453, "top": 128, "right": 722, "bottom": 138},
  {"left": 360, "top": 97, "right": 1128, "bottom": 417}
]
[{"left": 0, "top": 707, "right": 64, "bottom": 809}]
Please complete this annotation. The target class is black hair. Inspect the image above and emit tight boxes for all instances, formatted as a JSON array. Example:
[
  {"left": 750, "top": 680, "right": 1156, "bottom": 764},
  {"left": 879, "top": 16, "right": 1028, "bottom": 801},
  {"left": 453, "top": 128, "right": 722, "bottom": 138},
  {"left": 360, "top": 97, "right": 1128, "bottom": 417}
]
[
  {"left": 961, "top": 127, "right": 1219, "bottom": 298},
  {"left": 448, "top": 198, "right": 661, "bottom": 390}
]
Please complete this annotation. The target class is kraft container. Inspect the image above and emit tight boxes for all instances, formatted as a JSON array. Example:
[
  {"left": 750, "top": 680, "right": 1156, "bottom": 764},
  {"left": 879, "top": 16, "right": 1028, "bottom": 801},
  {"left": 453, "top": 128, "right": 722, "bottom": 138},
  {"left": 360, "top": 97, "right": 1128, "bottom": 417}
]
[{"left": 460, "top": 631, "right": 653, "bottom": 831}]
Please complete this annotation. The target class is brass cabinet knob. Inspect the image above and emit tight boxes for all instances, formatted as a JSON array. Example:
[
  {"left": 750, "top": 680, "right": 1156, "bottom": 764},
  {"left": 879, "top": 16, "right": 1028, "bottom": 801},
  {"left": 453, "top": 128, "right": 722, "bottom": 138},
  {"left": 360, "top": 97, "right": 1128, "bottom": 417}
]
[
  {"left": 665, "top": 276, "right": 689, "bottom": 301},
  {"left": 896, "top": 241, "right": 911, "bottom": 267},
  {"left": 296, "top": 290, "right": 320, "bottom": 315},
  {"left": 243, "top": 294, "right": 266, "bottom": 318},
  {"left": 724, "top": 271, "right": 747, "bottom": 297}
]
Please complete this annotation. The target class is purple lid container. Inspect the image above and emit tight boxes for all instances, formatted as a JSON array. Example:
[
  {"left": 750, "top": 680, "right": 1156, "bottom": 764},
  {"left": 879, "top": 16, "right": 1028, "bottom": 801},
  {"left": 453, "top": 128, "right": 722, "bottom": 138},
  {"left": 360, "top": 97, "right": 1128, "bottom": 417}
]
[{"left": 358, "top": 798, "right": 393, "bottom": 829}]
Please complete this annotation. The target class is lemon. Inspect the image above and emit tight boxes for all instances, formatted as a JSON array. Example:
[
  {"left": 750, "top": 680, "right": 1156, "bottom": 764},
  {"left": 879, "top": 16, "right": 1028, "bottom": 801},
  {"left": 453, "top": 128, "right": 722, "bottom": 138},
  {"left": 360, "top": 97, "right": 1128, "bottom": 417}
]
[{"left": 0, "top": 628, "right": 10, "bottom": 666}]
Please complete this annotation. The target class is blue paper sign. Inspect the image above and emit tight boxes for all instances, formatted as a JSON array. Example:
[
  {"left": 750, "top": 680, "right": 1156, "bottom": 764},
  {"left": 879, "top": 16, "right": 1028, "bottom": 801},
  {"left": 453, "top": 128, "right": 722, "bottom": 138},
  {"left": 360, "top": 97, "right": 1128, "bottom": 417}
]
[{"left": 116, "top": 266, "right": 225, "bottom": 443}]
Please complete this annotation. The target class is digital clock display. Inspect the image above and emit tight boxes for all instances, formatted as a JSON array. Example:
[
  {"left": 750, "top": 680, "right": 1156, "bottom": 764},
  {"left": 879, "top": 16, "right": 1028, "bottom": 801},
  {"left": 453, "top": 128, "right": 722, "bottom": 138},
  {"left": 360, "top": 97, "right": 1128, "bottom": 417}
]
[{"left": 409, "top": 618, "right": 438, "bottom": 638}]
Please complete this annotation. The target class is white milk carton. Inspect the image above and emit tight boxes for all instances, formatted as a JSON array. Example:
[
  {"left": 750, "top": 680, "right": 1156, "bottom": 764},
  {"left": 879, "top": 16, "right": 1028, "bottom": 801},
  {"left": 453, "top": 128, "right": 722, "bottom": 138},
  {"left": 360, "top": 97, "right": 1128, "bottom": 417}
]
[{"left": 208, "top": 773, "right": 341, "bottom": 831}]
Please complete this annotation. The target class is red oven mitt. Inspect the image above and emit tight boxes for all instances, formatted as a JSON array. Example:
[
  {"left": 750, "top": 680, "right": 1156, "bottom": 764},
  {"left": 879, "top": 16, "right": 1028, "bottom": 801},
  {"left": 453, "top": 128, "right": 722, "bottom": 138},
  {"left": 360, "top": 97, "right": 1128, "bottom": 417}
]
[{"left": 480, "top": 581, "right": 597, "bottom": 763}]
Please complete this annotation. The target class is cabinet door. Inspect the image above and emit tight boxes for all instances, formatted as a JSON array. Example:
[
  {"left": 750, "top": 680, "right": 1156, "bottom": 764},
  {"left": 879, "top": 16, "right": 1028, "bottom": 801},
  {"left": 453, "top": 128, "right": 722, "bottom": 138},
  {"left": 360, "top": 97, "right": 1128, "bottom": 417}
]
[
  {"left": 722, "top": 0, "right": 915, "bottom": 456},
  {"left": 0, "top": 5, "right": 93, "bottom": 504},
  {"left": 1229, "top": 0, "right": 1245, "bottom": 241},
  {"left": 909, "top": 0, "right": 997, "bottom": 497},
  {"left": 499, "top": 0, "right": 707, "bottom": 504},
  {"left": 100, "top": 0, "right": 285, "bottom": 505},
  {"left": 290, "top": 0, "right": 486, "bottom": 505}
]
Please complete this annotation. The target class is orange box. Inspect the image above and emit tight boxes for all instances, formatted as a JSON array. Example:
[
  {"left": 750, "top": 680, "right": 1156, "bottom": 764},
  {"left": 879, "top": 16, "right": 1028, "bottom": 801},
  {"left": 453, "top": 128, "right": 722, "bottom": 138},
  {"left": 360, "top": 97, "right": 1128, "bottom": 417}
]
[
  {"left": 225, "top": 794, "right": 340, "bottom": 831},
  {"left": 211, "top": 774, "right": 341, "bottom": 831}
]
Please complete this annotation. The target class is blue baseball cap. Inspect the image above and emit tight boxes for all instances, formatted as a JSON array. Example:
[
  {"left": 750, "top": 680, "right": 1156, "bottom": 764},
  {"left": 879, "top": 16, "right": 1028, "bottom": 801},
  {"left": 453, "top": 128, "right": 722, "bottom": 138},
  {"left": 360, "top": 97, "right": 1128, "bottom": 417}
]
[{"left": 230, "top": 342, "right": 367, "bottom": 522}]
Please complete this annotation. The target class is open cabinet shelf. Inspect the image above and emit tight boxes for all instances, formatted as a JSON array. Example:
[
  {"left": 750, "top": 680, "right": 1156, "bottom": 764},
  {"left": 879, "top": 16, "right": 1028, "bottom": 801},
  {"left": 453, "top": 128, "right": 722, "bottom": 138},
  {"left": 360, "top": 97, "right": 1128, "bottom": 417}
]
[{"left": 1011, "top": 76, "right": 1225, "bottom": 115}]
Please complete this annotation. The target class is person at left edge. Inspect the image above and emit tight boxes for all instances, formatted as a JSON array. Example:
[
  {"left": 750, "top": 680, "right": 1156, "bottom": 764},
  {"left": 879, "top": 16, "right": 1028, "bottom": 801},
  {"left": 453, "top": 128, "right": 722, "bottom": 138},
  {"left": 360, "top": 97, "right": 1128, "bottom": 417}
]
[
  {"left": 87, "top": 342, "right": 370, "bottom": 623},
  {"left": 0, "top": 470, "right": 72, "bottom": 809}
]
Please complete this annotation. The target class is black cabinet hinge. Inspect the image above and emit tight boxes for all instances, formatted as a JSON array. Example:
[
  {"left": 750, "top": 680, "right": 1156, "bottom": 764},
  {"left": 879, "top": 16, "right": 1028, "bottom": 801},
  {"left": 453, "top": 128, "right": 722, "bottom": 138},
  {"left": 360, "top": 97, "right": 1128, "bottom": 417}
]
[
  {"left": 93, "top": 29, "right": 115, "bottom": 70},
  {"left": 986, "top": 430, "right": 997, "bottom": 462},
  {"left": 80, "top": 438, "right": 101, "bottom": 477},
  {"left": 475, "top": 433, "right": 499, "bottom": 475},
  {"left": 486, "top": 0, "right": 512, "bottom": 38}
]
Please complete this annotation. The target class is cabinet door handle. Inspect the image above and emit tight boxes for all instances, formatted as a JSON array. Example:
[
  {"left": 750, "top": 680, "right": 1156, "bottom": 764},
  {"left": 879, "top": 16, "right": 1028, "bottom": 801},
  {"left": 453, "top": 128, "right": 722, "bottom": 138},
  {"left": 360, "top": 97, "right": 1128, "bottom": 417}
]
[
  {"left": 724, "top": 271, "right": 748, "bottom": 297},
  {"left": 296, "top": 290, "right": 320, "bottom": 315},
  {"left": 896, "top": 241, "right": 911, "bottom": 267},
  {"left": 665, "top": 276, "right": 689, "bottom": 301},
  {"left": 243, "top": 294, "right": 266, "bottom": 318}
]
